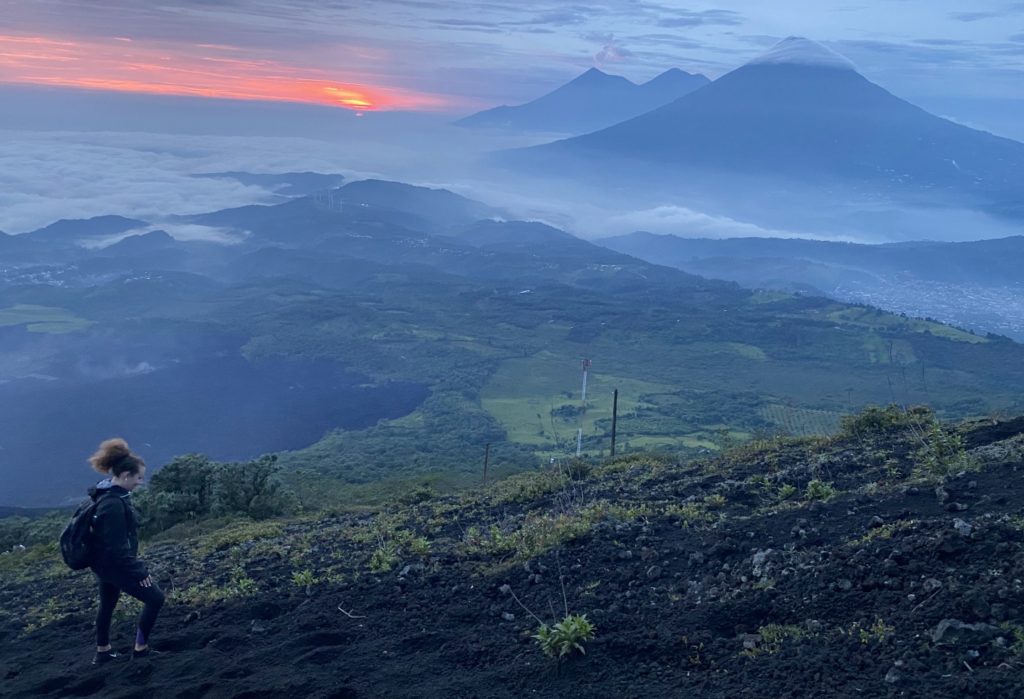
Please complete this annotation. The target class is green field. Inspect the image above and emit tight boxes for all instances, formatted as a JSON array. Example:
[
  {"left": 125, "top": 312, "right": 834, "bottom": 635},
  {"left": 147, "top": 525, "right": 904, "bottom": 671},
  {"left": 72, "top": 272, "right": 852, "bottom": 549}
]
[
  {"left": 827, "top": 308, "right": 987, "bottom": 344},
  {"left": 0, "top": 305, "right": 94, "bottom": 333},
  {"left": 759, "top": 404, "right": 843, "bottom": 436},
  {"left": 481, "top": 351, "right": 669, "bottom": 449}
]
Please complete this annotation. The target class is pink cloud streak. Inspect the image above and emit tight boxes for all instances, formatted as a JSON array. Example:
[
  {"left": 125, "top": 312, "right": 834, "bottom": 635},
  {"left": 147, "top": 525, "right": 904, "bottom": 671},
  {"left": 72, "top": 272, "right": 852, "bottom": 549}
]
[{"left": 0, "top": 33, "right": 453, "bottom": 111}]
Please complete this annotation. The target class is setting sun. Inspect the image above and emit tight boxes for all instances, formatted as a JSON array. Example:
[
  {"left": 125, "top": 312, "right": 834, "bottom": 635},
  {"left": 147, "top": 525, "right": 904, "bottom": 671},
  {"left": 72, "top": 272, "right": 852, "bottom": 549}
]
[{"left": 0, "top": 33, "right": 450, "bottom": 112}]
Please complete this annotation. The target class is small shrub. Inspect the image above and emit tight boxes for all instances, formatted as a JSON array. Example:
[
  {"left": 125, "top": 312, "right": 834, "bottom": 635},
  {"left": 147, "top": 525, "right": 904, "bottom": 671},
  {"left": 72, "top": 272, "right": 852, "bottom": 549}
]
[
  {"left": 231, "top": 566, "right": 258, "bottom": 595},
  {"left": 534, "top": 614, "right": 596, "bottom": 659},
  {"left": 744, "top": 624, "right": 804, "bottom": 656},
  {"left": 703, "top": 493, "right": 727, "bottom": 508},
  {"left": 461, "top": 513, "right": 591, "bottom": 561},
  {"left": 777, "top": 483, "right": 797, "bottom": 501},
  {"left": 407, "top": 536, "right": 432, "bottom": 557},
  {"left": 1003, "top": 624, "right": 1024, "bottom": 656},
  {"left": 369, "top": 539, "right": 399, "bottom": 572},
  {"left": 663, "top": 502, "right": 714, "bottom": 527},
  {"left": 805, "top": 479, "right": 837, "bottom": 502},
  {"left": 398, "top": 483, "right": 436, "bottom": 506},
  {"left": 680, "top": 635, "right": 707, "bottom": 666},
  {"left": 490, "top": 470, "right": 566, "bottom": 504},
  {"left": 858, "top": 618, "right": 894, "bottom": 645},
  {"left": 292, "top": 569, "right": 317, "bottom": 587},
  {"left": 561, "top": 458, "right": 593, "bottom": 481},
  {"left": 914, "top": 422, "right": 973, "bottom": 480},
  {"left": 840, "top": 618, "right": 895, "bottom": 645},
  {"left": 883, "top": 458, "right": 903, "bottom": 479},
  {"left": 839, "top": 405, "right": 932, "bottom": 438},
  {"left": 595, "top": 452, "right": 674, "bottom": 476}
]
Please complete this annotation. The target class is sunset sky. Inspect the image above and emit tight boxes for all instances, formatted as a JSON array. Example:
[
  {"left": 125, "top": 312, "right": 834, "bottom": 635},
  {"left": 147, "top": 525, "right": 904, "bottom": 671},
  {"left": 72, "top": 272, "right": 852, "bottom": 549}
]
[
  {"left": 4, "top": 0, "right": 1024, "bottom": 117},
  {"left": 2, "top": 1, "right": 1024, "bottom": 241}
]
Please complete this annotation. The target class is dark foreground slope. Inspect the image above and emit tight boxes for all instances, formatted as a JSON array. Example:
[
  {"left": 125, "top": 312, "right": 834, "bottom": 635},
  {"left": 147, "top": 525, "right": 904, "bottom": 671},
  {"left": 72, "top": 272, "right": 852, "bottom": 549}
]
[{"left": 3, "top": 411, "right": 1024, "bottom": 698}]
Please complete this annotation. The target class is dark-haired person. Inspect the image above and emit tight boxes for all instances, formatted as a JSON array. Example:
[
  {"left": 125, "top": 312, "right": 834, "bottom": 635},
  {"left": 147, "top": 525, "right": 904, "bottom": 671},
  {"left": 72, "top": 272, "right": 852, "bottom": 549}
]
[{"left": 86, "top": 438, "right": 165, "bottom": 664}]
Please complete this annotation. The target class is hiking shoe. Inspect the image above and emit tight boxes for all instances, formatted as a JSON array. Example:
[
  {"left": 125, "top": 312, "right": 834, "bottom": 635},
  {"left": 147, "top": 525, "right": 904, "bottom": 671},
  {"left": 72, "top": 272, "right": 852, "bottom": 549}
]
[
  {"left": 131, "top": 647, "right": 162, "bottom": 660},
  {"left": 91, "top": 650, "right": 121, "bottom": 665}
]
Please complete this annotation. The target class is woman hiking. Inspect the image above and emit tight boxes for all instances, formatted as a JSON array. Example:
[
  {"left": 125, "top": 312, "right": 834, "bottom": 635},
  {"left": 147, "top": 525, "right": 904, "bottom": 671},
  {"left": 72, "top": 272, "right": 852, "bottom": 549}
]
[{"left": 86, "top": 438, "right": 165, "bottom": 664}]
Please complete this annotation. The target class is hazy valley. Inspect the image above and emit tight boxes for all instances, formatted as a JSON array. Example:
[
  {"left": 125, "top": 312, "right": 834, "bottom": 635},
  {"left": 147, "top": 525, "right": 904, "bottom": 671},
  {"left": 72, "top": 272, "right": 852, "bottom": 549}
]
[
  {"left": 4, "top": 173, "right": 1024, "bottom": 510},
  {"left": 602, "top": 233, "right": 1024, "bottom": 341},
  {"left": 3, "top": 22, "right": 1024, "bottom": 699}
]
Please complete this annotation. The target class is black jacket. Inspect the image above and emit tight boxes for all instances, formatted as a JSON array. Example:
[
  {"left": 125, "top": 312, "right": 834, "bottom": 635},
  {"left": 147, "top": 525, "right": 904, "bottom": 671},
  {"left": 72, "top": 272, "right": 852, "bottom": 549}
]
[{"left": 88, "top": 480, "right": 149, "bottom": 580}]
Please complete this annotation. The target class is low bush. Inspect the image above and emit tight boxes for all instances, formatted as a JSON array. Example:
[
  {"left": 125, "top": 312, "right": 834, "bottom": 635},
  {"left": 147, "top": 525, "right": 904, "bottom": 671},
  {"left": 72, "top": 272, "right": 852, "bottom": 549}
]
[
  {"left": 913, "top": 422, "right": 973, "bottom": 480},
  {"left": 534, "top": 614, "right": 596, "bottom": 659},
  {"left": 839, "top": 405, "right": 933, "bottom": 438},
  {"left": 135, "top": 454, "right": 298, "bottom": 536},
  {"left": 805, "top": 479, "right": 837, "bottom": 502}
]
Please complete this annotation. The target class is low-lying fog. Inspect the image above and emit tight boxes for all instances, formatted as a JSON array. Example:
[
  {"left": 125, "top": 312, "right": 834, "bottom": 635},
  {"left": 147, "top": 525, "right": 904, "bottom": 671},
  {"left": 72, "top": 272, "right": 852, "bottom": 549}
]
[{"left": 1, "top": 89, "right": 1019, "bottom": 245}]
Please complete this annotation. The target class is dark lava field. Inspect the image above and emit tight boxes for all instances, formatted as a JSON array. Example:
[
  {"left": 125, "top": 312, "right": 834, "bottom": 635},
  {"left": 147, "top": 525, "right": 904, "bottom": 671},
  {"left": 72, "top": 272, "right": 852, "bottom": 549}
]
[{"left": 3, "top": 409, "right": 1024, "bottom": 698}]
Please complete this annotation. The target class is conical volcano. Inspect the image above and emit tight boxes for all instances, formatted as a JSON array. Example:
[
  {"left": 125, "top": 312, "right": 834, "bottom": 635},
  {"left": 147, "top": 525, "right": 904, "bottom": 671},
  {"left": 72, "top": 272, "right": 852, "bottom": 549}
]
[
  {"left": 456, "top": 66, "right": 708, "bottom": 135},
  {"left": 513, "top": 37, "right": 1024, "bottom": 213}
]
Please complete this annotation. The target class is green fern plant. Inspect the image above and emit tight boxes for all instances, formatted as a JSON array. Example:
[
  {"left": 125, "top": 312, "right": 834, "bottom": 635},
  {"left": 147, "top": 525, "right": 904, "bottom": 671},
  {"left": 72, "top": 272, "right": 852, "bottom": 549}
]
[
  {"left": 230, "top": 566, "right": 258, "bottom": 596},
  {"left": 777, "top": 483, "right": 797, "bottom": 500},
  {"left": 805, "top": 479, "right": 837, "bottom": 501},
  {"left": 292, "top": 569, "right": 317, "bottom": 587},
  {"left": 369, "top": 538, "right": 399, "bottom": 572},
  {"left": 506, "top": 581, "right": 596, "bottom": 662},
  {"left": 533, "top": 614, "right": 596, "bottom": 658},
  {"left": 914, "top": 422, "right": 972, "bottom": 479}
]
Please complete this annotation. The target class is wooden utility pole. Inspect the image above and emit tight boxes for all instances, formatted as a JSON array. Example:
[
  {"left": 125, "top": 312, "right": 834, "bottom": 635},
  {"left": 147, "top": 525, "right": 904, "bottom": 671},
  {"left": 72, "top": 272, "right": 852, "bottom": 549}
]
[
  {"left": 483, "top": 443, "right": 491, "bottom": 486},
  {"left": 610, "top": 388, "right": 618, "bottom": 456}
]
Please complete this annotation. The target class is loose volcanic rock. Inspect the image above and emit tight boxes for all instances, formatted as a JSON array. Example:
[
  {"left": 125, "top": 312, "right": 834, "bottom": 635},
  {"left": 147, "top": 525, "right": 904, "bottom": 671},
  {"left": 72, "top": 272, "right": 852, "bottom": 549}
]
[{"left": 931, "top": 619, "right": 1002, "bottom": 645}]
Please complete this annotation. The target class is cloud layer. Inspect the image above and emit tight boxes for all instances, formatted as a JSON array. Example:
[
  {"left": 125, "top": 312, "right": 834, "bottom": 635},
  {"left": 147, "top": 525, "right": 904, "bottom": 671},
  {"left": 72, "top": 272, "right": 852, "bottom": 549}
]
[
  {"left": 5, "top": 0, "right": 1024, "bottom": 114},
  {"left": 0, "top": 130, "right": 344, "bottom": 233},
  {"left": 0, "top": 117, "right": 550, "bottom": 234}
]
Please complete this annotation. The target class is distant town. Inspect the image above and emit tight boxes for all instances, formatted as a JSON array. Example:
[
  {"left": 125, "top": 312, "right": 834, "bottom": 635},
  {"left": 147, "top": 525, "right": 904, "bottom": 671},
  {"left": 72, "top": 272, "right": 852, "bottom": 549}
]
[{"left": 833, "top": 278, "right": 1024, "bottom": 341}]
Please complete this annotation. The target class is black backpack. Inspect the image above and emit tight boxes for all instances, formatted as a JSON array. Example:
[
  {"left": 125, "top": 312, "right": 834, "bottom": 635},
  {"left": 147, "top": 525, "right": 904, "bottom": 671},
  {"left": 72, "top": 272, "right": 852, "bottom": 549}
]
[{"left": 59, "top": 497, "right": 103, "bottom": 570}]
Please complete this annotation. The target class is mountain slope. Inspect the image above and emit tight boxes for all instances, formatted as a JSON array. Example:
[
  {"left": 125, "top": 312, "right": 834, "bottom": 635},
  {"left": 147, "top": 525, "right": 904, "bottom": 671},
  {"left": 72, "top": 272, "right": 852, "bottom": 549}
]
[
  {"left": 4, "top": 413, "right": 1024, "bottom": 697},
  {"left": 192, "top": 171, "right": 346, "bottom": 197},
  {"left": 7, "top": 179, "right": 1024, "bottom": 507},
  {"left": 509, "top": 38, "right": 1024, "bottom": 215},
  {"left": 457, "top": 67, "right": 709, "bottom": 134},
  {"left": 185, "top": 179, "right": 505, "bottom": 244},
  {"left": 24, "top": 215, "right": 149, "bottom": 244}
]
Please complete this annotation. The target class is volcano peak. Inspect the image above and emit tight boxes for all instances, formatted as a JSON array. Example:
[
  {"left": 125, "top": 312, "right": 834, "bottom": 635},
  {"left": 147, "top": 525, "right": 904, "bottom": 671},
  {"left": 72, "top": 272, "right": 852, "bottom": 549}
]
[{"left": 745, "top": 36, "right": 857, "bottom": 71}]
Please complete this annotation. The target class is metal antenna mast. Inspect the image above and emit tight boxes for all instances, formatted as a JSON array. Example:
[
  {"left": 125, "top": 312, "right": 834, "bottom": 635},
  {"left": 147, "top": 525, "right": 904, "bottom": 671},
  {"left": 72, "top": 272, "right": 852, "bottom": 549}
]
[{"left": 576, "top": 358, "right": 591, "bottom": 457}]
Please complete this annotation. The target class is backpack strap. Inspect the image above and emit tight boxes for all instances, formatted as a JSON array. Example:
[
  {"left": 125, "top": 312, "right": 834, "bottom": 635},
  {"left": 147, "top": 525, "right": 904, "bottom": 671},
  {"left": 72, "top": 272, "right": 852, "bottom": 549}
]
[{"left": 90, "top": 491, "right": 128, "bottom": 527}]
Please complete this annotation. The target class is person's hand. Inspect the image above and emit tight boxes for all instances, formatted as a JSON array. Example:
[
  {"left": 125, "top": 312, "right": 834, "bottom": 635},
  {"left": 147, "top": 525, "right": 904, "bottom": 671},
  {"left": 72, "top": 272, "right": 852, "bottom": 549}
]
[{"left": 140, "top": 575, "right": 153, "bottom": 588}]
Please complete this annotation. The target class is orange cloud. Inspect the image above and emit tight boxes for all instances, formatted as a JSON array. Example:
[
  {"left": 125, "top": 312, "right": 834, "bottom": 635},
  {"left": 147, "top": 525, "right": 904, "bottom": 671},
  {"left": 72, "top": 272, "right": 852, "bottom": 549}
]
[{"left": 0, "top": 33, "right": 450, "bottom": 111}]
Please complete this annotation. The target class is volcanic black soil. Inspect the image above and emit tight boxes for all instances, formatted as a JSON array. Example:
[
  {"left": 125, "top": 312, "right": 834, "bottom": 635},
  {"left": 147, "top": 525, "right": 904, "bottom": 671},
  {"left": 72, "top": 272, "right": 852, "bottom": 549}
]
[{"left": 3, "top": 411, "right": 1024, "bottom": 698}]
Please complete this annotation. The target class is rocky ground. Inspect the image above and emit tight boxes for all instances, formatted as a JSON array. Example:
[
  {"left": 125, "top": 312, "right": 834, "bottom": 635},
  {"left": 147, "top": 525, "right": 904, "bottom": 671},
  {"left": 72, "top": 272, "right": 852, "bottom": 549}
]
[{"left": 3, "top": 409, "right": 1024, "bottom": 698}]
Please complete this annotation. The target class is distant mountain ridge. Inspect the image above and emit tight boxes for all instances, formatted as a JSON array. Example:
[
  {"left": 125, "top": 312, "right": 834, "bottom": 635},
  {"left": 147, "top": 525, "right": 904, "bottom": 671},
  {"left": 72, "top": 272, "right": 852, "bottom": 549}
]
[
  {"left": 602, "top": 231, "right": 1024, "bottom": 339},
  {"left": 25, "top": 215, "right": 148, "bottom": 243},
  {"left": 192, "top": 171, "right": 346, "bottom": 197},
  {"left": 602, "top": 232, "right": 1024, "bottom": 286},
  {"left": 506, "top": 37, "right": 1024, "bottom": 221},
  {"left": 457, "top": 66, "right": 709, "bottom": 135}
]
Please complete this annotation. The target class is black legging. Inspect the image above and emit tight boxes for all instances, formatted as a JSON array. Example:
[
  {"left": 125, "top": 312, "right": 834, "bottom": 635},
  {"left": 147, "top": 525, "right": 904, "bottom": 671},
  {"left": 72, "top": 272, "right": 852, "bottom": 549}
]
[{"left": 94, "top": 572, "right": 165, "bottom": 647}]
